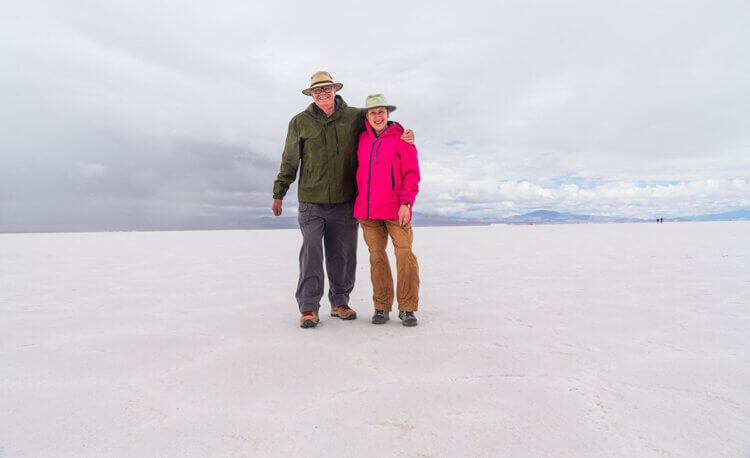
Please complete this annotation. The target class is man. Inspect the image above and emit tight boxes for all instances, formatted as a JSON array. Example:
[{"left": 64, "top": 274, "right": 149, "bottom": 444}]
[{"left": 272, "top": 71, "right": 413, "bottom": 328}]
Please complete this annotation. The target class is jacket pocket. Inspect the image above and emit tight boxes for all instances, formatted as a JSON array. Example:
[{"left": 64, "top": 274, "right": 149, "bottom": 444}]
[
  {"left": 391, "top": 164, "right": 396, "bottom": 197},
  {"left": 298, "top": 202, "right": 312, "bottom": 225}
]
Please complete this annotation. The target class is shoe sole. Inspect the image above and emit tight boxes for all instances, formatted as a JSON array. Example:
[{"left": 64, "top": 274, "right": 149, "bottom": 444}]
[
  {"left": 300, "top": 320, "right": 318, "bottom": 328},
  {"left": 372, "top": 318, "right": 388, "bottom": 324},
  {"left": 331, "top": 313, "right": 357, "bottom": 320}
]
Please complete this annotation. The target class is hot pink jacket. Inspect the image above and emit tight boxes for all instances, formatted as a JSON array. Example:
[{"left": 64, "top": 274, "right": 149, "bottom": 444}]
[{"left": 353, "top": 121, "right": 420, "bottom": 219}]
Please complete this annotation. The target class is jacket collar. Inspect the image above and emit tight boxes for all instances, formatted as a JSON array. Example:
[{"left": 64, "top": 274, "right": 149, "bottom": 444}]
[{"left": 364, "top": 119, "right": 404, "bottom": 139}]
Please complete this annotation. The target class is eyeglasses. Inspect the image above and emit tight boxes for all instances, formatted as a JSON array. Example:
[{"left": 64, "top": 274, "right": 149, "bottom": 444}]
[{"left": 311, "top": 85, "right": 334, "bottom": 95}]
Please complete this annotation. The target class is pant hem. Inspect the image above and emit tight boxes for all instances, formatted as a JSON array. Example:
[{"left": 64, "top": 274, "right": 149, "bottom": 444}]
[
  {"left": 329, "top": 299, "right": 351, "bottom": 308},
  {"left": 397, "top": 305, "right": 418, "bottom": 312},
  {"left": 299, "top": 304, "right": 320, "bottom": 313}
]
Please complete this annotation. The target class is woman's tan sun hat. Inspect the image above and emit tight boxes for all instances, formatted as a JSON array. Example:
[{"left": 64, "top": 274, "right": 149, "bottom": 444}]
[
  {"left": 302, "top": 71, "right": 343, "bottom": 96},
  {"left": 363, "top": 93, "right": 397, "bottom": 112}
]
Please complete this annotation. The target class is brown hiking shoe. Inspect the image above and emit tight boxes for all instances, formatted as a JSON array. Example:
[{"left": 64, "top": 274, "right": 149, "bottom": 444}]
[
  {"left": 300, "top": 311, "right": 319, "bottom": 328},
  {"left": 331, "top": 305, "right": 357, "bottom": 320}
]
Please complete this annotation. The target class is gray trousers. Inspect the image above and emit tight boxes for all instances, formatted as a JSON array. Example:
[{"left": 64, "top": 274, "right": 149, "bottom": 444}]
[{"left": 296, "top": 201, "right": 358, "bottom": 313}]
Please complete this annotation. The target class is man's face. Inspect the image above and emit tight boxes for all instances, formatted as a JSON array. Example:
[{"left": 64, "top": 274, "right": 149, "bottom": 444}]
[
  {"left": 311, "top": 85, "right": 336, "bottom": 112},
  {"left": 366, "top": 107, "right": 389, "bottom": 133}
]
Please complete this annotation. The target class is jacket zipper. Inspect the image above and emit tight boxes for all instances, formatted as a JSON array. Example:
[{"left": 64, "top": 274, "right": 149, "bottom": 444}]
[
  {"left": 333, "top": 124, "right": 340, "bottom": 154},
  {"left": 367, "top": 136, "right": 379, "bottom": 219},
  {"left": 374, "top": 123, "right": 392, "bottom": 163}
]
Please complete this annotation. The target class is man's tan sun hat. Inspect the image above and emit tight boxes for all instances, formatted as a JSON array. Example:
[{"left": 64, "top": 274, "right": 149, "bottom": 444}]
[
  {"left": 302, "top": 71, "right": 343, "bottom": 96},
  {"left": 363, "top": 93, "right": 397, "bottom": 112}
]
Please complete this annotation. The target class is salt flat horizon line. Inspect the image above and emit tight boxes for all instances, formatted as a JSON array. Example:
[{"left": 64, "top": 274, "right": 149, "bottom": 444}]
[{"left": 2, "top": 217, "right": 749, "bottom": 236}]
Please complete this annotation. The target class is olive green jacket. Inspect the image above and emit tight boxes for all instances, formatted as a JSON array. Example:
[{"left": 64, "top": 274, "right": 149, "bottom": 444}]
[{"left": 273, "top": 96, "right": 364, "bottom": 203}]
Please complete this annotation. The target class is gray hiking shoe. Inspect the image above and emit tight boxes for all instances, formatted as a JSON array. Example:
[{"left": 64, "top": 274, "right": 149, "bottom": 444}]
[
  {"left": 398, "top": 311, "right": 418, "bottom": 327},
  {"left": 372, "top": 310, "right": 390, "bottom": 324}
]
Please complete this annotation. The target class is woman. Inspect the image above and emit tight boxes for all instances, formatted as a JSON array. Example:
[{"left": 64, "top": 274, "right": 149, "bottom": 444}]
[{"left": 354, "top": 94, "right": 421, "bottom": 326}]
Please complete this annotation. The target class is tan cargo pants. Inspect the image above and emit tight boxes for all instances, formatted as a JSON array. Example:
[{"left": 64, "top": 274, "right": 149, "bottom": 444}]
[{"left": 358, "top": 218, "right": 420, "bottom": 312}]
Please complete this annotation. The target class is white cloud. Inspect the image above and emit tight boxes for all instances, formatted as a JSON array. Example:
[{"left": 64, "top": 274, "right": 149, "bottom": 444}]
[
  {"left": 419, "top": 178, "right": 750, "bottom": 218},
  {"left": 1, "top": 0, "right": 749, "bottom": 231},
  {"left": 75, "top": 162, "right": 107, "bottom": 178}
]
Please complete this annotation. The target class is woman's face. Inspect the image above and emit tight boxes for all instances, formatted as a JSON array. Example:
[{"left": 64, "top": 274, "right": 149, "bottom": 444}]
[{"left": 366, "top": 107, "right": 389, "bottom": 134}]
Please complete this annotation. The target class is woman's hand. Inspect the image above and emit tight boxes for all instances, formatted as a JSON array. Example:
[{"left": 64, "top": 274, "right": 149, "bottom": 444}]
[{"left": 398, "top": 204, "right": 411, "bottom": 226}]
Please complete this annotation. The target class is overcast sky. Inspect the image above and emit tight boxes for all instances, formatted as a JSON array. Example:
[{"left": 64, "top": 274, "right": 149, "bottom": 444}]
[{"left": 1, "top": 0, "right": 749, "bottom": 231}]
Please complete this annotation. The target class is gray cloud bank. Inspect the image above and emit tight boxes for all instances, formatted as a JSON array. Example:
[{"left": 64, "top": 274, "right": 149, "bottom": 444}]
[{"left": 1, "top": 0, "right": 748, "bottom": 232}]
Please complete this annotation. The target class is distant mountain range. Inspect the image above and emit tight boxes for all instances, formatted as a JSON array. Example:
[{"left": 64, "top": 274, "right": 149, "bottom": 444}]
[
  {"left": 246, "top": 209, "right": 750, "bottom": 229},
  {"left": 6, "top": 209, "right": 748, "bottom": 234},
  {"left": 411, "top": 209, "right": 750, "bottom": 226},
  {"left": 670, "top": 209, "right": 750, "bottom": 222}
]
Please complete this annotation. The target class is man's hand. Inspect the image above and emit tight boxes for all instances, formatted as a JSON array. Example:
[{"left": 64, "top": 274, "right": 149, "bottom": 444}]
[
  {"left": 272, "top": 199, "right": 283, "bottom": 216},
  {"left": 398, "top": 204, "right": 411, "bottom": 226},
  {"left": 401, "top": 129, "right": 415, "bottom": 145}
]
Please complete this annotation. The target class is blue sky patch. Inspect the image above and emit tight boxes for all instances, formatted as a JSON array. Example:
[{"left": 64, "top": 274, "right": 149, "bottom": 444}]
[
  {"left": 545, "top": 175, "right": 600, "bottom": 190},
  {"left": 638, "top": 180, "right": 682, "bottom": 188}
]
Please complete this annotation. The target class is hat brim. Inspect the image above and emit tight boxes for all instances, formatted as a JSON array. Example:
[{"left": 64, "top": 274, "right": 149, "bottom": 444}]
[
  {"left": 363, "top": 105, "right": 397, "bottom": 113},
  {"left": 302, "top": 82, "right": 343, "bottom": 96}
]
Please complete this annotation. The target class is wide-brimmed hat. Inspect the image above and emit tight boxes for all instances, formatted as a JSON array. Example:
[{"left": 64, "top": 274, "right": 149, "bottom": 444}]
[
  {"left": 363, "top": 93, "right": 397, "bottom": 112},
  {"left": 302, "top": 71, "right": 343, "bottom": 96}
]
